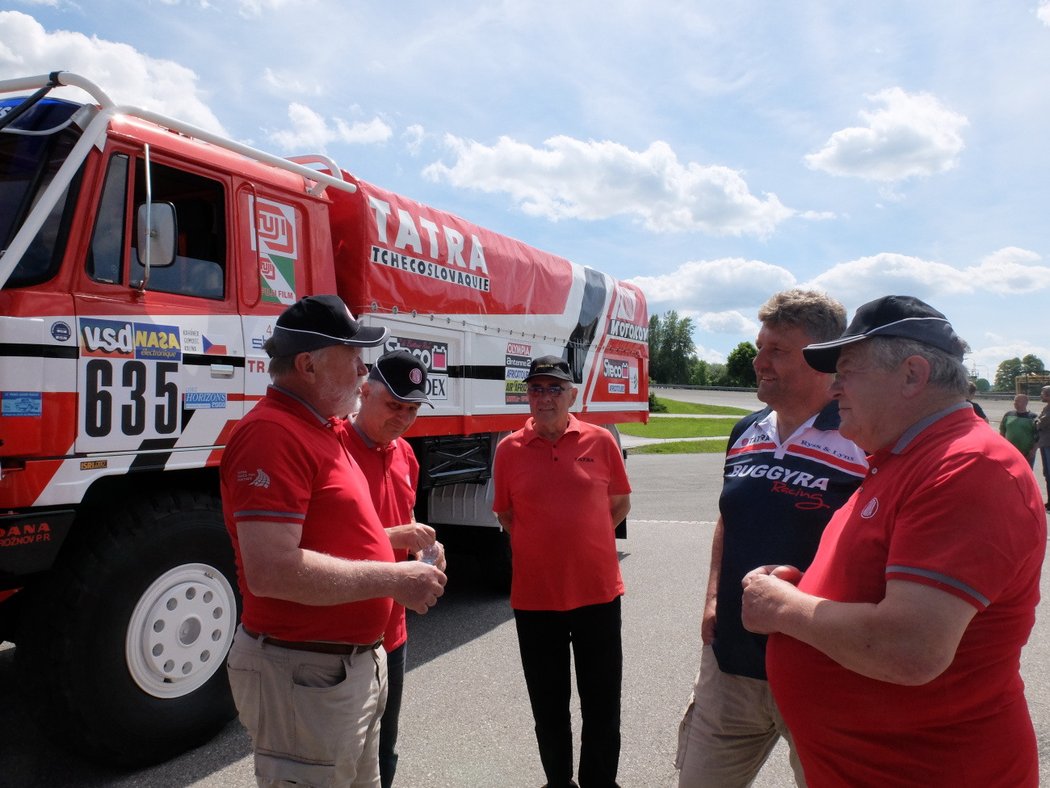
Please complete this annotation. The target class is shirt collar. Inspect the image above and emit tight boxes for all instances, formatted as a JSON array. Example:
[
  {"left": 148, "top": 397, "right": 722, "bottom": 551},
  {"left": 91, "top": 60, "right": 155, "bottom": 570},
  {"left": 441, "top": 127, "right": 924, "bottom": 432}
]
[
  {"left": 523, "top": 413, "right": 581, "bottom": 444},
  {"left": 268, "top": 385, "right": 347, "bottom": 435},
  {"left": 888, "top": 400, "right": 973, "bottom": 455}
]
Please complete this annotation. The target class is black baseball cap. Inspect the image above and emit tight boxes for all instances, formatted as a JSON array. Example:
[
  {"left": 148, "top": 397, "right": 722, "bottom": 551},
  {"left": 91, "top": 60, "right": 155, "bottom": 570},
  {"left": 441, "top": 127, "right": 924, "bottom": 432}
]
[
  {"left": 267, "top": 295, "right": 387, "bottom": 357},
  {"left": 803, "top": 295, "right": 967, "bottom": 373},
  {"left": 523, "top": 355, "right": 574, "bottom": 383},
  {"left": 368, "top": 350, "right": 433, "bottom": 407}
]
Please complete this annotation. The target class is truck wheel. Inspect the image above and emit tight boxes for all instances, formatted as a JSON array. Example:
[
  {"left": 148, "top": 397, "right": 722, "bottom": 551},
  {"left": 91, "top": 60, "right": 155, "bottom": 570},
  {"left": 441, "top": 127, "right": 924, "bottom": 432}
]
[{"left": 15, "top": 489, "right": 240, "bottom": 767}]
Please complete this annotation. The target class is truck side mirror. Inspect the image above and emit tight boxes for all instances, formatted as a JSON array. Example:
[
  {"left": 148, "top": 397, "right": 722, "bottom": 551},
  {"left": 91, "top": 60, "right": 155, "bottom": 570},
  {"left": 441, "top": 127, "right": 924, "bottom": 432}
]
[{"left": 135, "top": 202, "right": 176, "bottom": 269}]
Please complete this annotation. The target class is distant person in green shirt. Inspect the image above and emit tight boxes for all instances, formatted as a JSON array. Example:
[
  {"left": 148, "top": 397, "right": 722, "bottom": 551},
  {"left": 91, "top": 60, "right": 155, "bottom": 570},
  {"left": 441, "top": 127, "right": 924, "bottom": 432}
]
[{"left": 1000, "top": 393, "right": 1038, "bottom": 467}]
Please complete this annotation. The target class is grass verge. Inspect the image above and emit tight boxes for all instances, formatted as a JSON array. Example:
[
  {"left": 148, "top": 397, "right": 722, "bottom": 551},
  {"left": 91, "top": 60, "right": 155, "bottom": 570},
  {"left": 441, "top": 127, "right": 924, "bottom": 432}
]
[
  {"left": 653, "top": 396, "right": 751, "bottom": 416},
  {"left": 627, "top": 439, "right": 729, "bottom": 455},
  {"left": 618, "top": 417, "right": 734, "bottom": 439}
]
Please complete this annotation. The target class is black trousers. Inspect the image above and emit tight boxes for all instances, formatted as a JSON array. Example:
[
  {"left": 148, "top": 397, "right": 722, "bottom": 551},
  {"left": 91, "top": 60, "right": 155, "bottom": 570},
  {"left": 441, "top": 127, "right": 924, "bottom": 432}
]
[{"left": 514, "top": 597, "right": 622, "bottom": 788}]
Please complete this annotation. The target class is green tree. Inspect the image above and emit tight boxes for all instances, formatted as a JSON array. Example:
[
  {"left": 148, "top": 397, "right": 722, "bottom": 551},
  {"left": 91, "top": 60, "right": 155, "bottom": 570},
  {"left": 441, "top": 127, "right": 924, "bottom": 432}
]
[
  {"left": 994, "top": 358, "right": 1024, "bottom": 392},
  {"left": 647, "top": 310, "right": 698, "bottom": 384},
  {"left": 725, "top": 341, "right": 758, "bottom": 387},
  {"left": 688, "top": 358, "right": 710, "bottom": 386},
  {"left": 707, "top": 362, "right": 729, "bottom": 387},
  {"left": 1020, "top": 354, "right": 1046, "bottom": 374}
]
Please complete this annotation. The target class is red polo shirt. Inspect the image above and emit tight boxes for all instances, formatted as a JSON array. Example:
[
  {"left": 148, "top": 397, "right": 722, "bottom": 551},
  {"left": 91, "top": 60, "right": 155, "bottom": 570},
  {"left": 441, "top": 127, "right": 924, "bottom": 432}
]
[
  {"left": 346, "top": 424, "right": 419, "bottom": 651},
  {"left": 493, "top": 415, "right": 630, "bottom": 611},
  {"left": 767, "top": 405, "right": 1045, "bottom": 786},
  {"left": 221, "top": 386, "right": 394, "bottom": 643}
]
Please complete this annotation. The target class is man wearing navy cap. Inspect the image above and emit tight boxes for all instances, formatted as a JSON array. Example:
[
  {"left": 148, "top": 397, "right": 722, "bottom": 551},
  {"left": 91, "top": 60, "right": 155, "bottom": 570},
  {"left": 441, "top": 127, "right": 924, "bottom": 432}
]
[
  {"left": 348, "top": 349, "right": 445, "bottom": 788},
  {"left": 222, "top": 295, "right": 447, "bottom": 787},
  {"left": 494, "top": 355, "right": 632, "bottom": 788},
  {"left": 742, "top": 295, "right": 1045, "bottom": 786}
]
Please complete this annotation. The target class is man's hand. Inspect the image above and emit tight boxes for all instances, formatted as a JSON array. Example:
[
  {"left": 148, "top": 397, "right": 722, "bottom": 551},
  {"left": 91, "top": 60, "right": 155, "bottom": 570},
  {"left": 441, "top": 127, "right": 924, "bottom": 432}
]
[
  {"left": 701, "top": 596, "right": 717, "bottom": 645},
  {"left": 386, "top": 522, "right": 437, "bottom": 552},
  {"left": 391, "top": 561, "right": 447, "bottom": 614},
  {"left": 413, "top": 540, "right": 447, "bottom": 572},
  {"left": 741, "top": 564, "right": 803, "bottom": 635}
]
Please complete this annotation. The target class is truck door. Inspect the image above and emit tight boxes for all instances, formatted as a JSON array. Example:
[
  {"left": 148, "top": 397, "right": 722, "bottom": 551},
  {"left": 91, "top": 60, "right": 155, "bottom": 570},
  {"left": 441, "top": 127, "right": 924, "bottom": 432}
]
[{"left": 73, "top": 148, "right": 244, "bottom": 458}]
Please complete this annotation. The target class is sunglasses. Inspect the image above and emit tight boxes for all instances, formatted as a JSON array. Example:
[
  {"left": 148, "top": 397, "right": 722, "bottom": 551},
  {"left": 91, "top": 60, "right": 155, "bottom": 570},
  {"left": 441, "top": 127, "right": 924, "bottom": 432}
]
[{"left": 528, "top": 384, "right": 566, "bottom": 396}]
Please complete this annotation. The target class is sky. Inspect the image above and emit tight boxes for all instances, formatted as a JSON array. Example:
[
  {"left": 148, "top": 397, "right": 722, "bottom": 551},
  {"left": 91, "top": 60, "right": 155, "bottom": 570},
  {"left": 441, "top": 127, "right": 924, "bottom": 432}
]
[{"left": 3, "top": 1, "right": 1050, "bottom": 381}]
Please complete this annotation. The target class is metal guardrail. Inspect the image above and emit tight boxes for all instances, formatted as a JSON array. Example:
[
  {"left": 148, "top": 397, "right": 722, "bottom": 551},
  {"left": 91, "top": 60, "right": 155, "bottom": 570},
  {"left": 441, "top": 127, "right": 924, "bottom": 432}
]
[{"left": 650, "top": 384, "right": 758, "bottom": 393}]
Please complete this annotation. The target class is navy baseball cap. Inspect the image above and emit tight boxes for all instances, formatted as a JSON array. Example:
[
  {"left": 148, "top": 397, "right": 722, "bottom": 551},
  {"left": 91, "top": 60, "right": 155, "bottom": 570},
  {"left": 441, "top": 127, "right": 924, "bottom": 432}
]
[
  {"left": 523, "top": 355, "right": 574, "bottom": 383},
  {"left": 268, "top": 295, "right": 387, "bottom": 357},
  {"left": 803, "top": 295, "right": 967, "bottom": 373},
  {"left": 368, "top": 350, "right": 433, "bottom": 407}
]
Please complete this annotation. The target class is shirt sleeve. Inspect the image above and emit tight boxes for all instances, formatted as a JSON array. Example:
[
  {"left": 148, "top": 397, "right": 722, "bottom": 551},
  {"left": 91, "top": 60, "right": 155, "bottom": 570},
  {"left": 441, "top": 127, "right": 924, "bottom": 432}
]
[
  {"left": 222, "top": 420, "right": 316, "bottom": 526},
  {"left": 884, "top": 452, "right": 1043, "bottom": 609}
]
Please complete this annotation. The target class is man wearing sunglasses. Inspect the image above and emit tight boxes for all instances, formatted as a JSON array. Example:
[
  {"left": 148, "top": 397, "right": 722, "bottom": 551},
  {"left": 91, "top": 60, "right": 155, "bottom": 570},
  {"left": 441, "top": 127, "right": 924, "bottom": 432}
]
[{"left": 493, "top": 355, "right": 632, "bottom": 788}]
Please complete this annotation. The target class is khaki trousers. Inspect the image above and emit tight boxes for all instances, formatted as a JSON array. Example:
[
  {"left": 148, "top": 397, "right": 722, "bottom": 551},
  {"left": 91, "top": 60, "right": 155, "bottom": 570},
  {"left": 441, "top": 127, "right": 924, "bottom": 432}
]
[
  {"left": 676, "top": 644, "right": 805, "bottom": 787},
  {"left": 227, "top": 625, "right": 388, "bottom": 788}
]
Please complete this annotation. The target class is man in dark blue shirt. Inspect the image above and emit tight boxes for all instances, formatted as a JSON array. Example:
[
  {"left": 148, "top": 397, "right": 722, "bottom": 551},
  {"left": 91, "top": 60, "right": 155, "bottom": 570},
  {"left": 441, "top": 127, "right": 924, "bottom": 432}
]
[{"left": 676, "top": 290, "right": 867, "bottom": 787}]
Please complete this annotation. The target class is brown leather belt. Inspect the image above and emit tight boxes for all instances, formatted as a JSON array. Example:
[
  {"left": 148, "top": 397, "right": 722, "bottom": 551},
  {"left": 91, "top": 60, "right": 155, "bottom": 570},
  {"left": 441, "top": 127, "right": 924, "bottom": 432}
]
[{"left": 242, "top": 627, "right": 383, "bottom": 656}]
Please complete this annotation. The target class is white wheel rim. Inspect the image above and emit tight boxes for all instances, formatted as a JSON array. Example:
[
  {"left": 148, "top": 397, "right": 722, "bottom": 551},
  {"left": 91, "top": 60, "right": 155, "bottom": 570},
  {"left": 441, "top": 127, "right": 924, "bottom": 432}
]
[{"left": 125, "top": 563, "right": 236, "bottom": 698}]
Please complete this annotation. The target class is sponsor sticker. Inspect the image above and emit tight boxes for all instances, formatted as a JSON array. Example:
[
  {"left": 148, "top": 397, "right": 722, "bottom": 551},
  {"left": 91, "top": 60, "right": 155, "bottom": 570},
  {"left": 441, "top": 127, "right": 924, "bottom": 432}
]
[
  {"left": 505, "top": 341, "right": 532, "bottom": 405},
  {"left": 1, "top": 391, "right": 42, "bottom": 417},
  {"left": 184, "top": 392, "right": 228, "bottom": 410},
  {"left": 79, "top": 319, "right": 182, "bottom": 361},
  {"left": 51, "top": 321, "right": 72, "bottom": 342}
]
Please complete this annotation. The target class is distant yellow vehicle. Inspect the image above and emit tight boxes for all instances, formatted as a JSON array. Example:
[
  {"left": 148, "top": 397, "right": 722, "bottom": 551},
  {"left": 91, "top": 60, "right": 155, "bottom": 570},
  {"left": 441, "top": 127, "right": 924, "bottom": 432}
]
[{"left": 1015, "top": 373, "right": 1050, "bottom": 396}]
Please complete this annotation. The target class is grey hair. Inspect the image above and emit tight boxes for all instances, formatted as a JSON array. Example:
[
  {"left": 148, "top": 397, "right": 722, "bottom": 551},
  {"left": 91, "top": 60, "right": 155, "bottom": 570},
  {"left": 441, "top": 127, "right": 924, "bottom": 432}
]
[
  {"left": 758, "top": 289, "right": 846, "bottom": 343},
  {"left": 867, "top": 337, "right": 970, "bottom": 395},
  {"left": 262, "top": 336, "right": 298, "bottom": 379}
]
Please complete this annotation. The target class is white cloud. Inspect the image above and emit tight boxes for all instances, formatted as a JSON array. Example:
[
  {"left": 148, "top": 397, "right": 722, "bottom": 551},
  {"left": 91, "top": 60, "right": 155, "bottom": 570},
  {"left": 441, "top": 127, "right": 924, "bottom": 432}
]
[
  {"left": 805, "top": 87, "right": 968, "bottom": 182},
  {"left": 267, "top": 102, "right": 392, "bottom": 152},
  {"left": 806, "top": 247, "right": 1050, "bottom": 304},
  {"left": 403, "top": 124, "right": 426, "bottom": 156},
  {"left": 423, "top": 135, "right": 794, "bottom": 237},
  {"left": 697, "top": 310, "right": 757, "bottom": 335},
  {"left": 262, "top": 67, "right": 323, "bottom": 97},
  {"left": 0, "top": 11, "right": 226, "bottom": 134},
  {"left": 693, "top": 344, "right": 727, "bottom": 364},
  {"left": 237, "top": 0, "right": 291, "bottom": 18},
  {"left": 1039, "top": 1, "right": 1050, "bottom": 27},
  {"left": 628, "top": 257, "right": 796, "bottom": 310}
]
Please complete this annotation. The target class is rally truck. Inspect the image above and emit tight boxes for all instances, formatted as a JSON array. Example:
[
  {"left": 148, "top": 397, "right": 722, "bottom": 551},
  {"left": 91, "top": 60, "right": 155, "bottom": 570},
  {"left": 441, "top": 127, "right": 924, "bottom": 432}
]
[{"left": 0, "top": 72, "right": 649, "bottom": 766}]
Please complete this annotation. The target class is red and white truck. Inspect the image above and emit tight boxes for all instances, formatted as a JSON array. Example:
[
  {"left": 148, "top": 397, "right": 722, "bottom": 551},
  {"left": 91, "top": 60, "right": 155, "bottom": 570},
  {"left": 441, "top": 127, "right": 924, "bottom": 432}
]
[{"left": 0, "top": 71, "right": 649, "bottom": 765}]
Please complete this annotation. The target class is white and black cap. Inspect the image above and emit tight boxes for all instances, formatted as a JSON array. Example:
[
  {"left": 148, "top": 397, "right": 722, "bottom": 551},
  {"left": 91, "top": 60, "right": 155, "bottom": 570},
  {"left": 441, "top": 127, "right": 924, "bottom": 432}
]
[
  {"left": 803, "top": 295, "right": 967, "bottom": 373},
  {"left": 268, "top": 294, "right": 387, "bottom": 357},
  {"left": 369, "top": 350, "right": 433, "bottom": 407}
]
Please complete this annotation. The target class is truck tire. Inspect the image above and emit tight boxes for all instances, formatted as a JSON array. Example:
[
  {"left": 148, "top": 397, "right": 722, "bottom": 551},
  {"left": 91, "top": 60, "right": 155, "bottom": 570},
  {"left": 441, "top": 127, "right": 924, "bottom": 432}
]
[{"left": 15, "top": 489, "right": 240, "bottom": 767}]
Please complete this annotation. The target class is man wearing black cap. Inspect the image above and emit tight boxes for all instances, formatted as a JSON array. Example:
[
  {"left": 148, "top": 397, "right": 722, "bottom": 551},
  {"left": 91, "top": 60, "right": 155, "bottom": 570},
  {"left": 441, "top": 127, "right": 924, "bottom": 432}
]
[
  {"left": 347, "top": 350, "right": 444, "bottom": 788},
  {"left": 493, "top": 355, "right": 631, "bottom": 788},
  {"left": 741, "top": 295, "right": 1046, "bottom": 787},
  {"left": 222, "top": 295, "right": 447, "bottom": 788}
]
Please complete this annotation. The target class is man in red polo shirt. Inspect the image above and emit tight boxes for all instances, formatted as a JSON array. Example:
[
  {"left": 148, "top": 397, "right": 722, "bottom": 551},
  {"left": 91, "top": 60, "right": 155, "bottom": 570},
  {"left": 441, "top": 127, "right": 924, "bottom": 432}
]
[
  {"left": 494, "top": 355, "right": 631, "bottom": 788},
  {"left": 347, "top": 349, "right": 445, "bottom": 788},
  {"left": 222, "top": 295, "right": 446, "bottom": 788},
  {"left": 742, "top": 295, "right": 1045, "bottom": 787}
]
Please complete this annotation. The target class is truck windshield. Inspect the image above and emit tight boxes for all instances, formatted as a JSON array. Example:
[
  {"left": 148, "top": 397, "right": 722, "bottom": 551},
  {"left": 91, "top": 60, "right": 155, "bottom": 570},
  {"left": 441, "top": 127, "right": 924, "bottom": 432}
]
[{"left": 0, "top": 96, "right": 85, "bottom": 289}]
